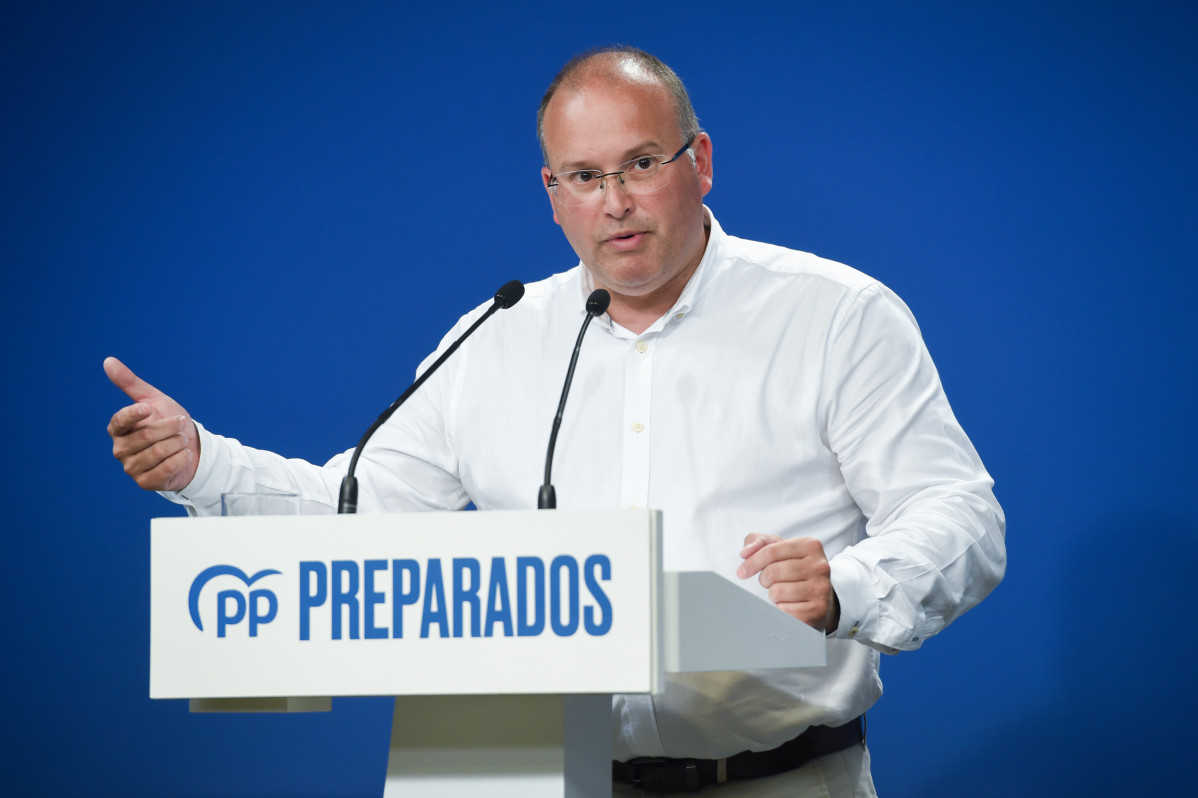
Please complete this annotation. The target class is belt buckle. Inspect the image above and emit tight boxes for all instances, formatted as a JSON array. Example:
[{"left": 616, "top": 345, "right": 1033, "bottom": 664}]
[{"left": 628, "top": 757, "right": 703, "bottom": 792}]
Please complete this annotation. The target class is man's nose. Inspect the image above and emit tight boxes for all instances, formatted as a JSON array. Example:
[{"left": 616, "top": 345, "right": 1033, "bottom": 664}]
[{"left": 599, "top": 172, "right": 633, "bottom": 215}]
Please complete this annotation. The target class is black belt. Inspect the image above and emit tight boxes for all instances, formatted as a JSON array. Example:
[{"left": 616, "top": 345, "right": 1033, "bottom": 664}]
[{"left": 612, "top": 717, "right": 865, "bottom": 793}]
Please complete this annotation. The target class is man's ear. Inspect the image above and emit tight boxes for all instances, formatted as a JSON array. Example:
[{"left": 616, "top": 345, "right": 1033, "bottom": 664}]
[
  {"left": 542, "top": 167, "right": 561, "bottom": 225},
  {"left": 692, "top": 133, "right": 714, "bottom": 197}
]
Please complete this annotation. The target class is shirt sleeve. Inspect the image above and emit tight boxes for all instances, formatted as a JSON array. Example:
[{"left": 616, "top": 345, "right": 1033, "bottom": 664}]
[
  {"left": 821, "top": 282, "right": 1006, "bottom": 653},
  {"left": 159, "top": 326, "right": 473, "bottom": 517},
  {"left": 158, "top": 421, "right": 345, "bottom": 516}
]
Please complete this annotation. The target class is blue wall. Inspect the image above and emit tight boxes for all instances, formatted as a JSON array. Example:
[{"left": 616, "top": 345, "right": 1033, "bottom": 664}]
[{"left": 4, "top": 1, "right": 1195, "bottom": 795}]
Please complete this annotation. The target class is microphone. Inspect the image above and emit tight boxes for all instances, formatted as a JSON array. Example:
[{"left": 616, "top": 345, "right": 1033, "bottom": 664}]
[
  {"left": 538, "top": 288, "right": 611, "bottom": 509},
  {"left": 337, "top": 279, "right": 525, "bottom": 513}
]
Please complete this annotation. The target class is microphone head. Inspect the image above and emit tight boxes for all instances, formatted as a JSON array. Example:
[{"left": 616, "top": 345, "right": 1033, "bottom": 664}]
[
  {"left": 586, "top": 289, "right": 611, "bottom": 317},
  {"left": 494, "top": 280, "right": 525, "bottom": 309}
]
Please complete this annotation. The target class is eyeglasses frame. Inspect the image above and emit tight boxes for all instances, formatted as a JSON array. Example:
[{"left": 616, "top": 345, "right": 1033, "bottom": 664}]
[{"left": 547, "top": 136, "right": 697, "bottom": 201}]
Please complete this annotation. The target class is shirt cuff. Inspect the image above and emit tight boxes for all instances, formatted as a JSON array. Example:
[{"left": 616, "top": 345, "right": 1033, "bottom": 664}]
[
  {"left": 828, "top": 555, "right": 900, "bottom": 654},
  {"left": 158, "top": 420, "right": 224, "bottom": 516}
]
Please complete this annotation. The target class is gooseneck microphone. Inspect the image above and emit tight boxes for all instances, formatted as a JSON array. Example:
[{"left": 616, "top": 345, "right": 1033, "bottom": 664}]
[
  {"left": 337, "top": 279, "right": 525, "bottom": 514},
  {"left": 538, "top": 288, "right": 611, "bottom": 509}
]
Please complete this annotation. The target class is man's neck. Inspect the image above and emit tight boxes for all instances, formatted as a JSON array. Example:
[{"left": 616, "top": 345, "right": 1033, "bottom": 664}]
[{"left": 606, "top": 292, "right": 683, "bottom": 335}]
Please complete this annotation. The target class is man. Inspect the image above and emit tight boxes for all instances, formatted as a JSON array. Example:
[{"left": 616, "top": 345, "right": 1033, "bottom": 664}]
[{"left": 108, "top": 47, "right": 1005, "bottom": 796}]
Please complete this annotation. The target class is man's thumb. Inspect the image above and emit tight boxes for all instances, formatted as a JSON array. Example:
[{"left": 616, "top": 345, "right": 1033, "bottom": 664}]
[{"left": 104, "top": 356, "right": 163, "bottom": 402}]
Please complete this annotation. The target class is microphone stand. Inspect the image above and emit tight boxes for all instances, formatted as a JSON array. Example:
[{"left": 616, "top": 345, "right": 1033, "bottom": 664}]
[
  {"left": 337, "top": 279, "right": 525, "bottom": 513},
  {"left": 538, "top": 288, "right": 611, "bottom": 509}
]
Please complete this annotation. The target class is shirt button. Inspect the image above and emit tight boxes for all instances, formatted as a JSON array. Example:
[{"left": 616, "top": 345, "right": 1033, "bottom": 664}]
[
  {"left": 631, "top": 422, "right": 644, "bottom": 433},
  {"left": 848, "top": 626, "right": 859, "bottom": 637},
  {"left": 635, "top": 340, "right": 648, "bottom": 353},
  {"left": 674, "top": 312, "right": 685, "bottom": 321}
]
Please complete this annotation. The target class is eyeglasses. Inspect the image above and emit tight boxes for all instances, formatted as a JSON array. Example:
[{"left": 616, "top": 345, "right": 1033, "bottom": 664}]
[{"left": 548, "top": 136, "right": 696, "bottom": 206}]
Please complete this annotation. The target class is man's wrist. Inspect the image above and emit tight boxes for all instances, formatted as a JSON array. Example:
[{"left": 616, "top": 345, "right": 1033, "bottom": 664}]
[{"left": 824, "top": 589, "right": 841, "bottom": 636}]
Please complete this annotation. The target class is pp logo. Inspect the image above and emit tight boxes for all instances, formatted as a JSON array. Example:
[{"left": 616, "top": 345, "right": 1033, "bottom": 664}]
[{"left": 188, "top": 565, "right": 282, "bottom": 638}]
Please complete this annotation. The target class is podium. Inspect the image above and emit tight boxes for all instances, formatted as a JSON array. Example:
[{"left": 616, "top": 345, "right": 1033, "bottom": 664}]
[{"left": 150, "top": 509, "right": 825, "bottom": 796}]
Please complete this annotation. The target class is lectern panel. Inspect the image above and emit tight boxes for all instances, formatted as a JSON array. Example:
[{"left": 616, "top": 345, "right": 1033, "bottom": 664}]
[{"left": 150, "top": 509, "right": 662, "bottom": 699}]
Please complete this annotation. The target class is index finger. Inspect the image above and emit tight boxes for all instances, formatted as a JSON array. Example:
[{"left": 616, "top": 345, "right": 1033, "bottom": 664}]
[
  {"left": 736, "top": 537, "right": 819, "bottom": 580},
  {"left": 107, "top": 403, "right": 151, "bottom": 437},
  {"left": 740, "top": 532, "right": 780, "bottom": 558},
  {"left": 736, "top": 539, "right": 787, "bottom": 579}
]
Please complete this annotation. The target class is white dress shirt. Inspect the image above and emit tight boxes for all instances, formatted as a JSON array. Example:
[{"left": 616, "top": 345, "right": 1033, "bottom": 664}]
[{"left": 169, "top": 209, "right": 1006, "bottom": 760}]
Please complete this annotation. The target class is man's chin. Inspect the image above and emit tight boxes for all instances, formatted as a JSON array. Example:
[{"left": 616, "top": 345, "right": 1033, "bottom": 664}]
[{"left": 588, "top": 268, "right": 664, "bottom": 298}]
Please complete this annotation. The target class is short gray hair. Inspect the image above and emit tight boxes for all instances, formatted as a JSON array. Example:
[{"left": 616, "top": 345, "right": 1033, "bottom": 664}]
[{"left": 537, "top": 46, "right": 702, "bottom": 168}]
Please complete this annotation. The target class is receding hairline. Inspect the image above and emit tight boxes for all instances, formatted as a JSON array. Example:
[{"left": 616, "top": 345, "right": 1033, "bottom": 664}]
[
  {"left": 537, "top": 47, "right": 701, "bottom": 168},
  {"left": 556, "top": 50, "right": 663, "bottom": 93}
]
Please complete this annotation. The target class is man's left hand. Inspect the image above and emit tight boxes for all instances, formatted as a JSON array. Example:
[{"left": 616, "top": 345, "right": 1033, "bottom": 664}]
[{"left": 737, "top": 534, "right": 840, "bottom": 633}]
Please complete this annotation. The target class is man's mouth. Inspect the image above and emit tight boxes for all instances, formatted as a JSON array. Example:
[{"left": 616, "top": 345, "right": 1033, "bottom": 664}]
[{"left": 605, "top": 231, "right": 646, "bottom": 249}]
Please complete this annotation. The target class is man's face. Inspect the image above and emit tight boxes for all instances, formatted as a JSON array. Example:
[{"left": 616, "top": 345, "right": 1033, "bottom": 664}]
[{"left": 540, "top": 78, "right": 713, "bottom": 303}]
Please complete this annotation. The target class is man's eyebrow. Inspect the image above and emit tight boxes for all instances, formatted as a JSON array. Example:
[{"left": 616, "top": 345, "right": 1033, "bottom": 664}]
[{"left": 555, "top": 141, "right": 664, "bottom": 172}]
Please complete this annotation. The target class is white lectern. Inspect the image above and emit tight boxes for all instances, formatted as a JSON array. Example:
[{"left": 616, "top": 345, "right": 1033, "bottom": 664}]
[{"left": 150, "top": 509, "right": 825, "bottom": 796}]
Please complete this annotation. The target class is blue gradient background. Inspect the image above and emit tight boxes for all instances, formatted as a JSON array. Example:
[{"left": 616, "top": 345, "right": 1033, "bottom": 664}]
[{"left": 3, "top": 2, "right": 1195, "bottom": 795}]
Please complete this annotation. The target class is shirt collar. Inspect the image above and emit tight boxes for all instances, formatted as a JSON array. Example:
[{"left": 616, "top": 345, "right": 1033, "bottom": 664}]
[{"left": 668, "top": 206, "right": 721, "bottom": 324}]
